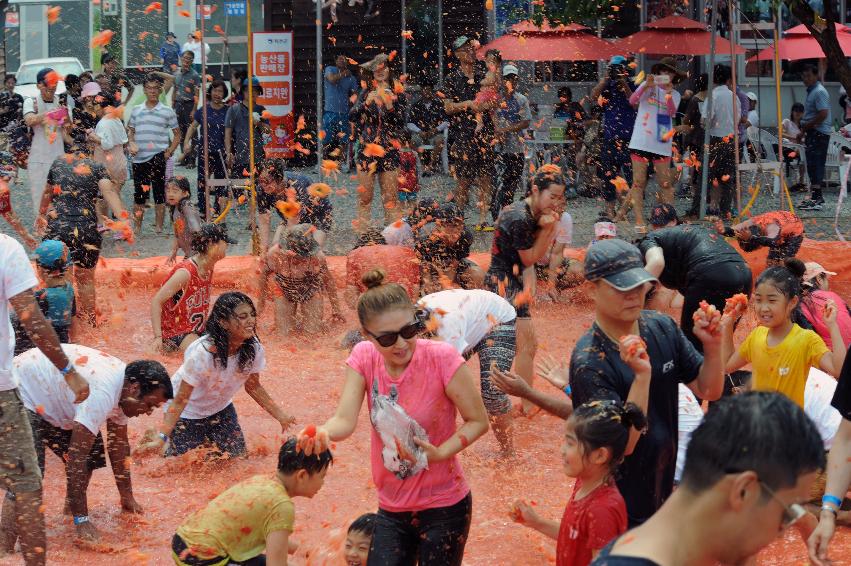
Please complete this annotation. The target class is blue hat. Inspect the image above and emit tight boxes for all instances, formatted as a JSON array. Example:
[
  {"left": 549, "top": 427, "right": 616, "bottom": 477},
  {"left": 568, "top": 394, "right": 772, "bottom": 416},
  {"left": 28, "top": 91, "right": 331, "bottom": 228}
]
[
  {"left": 36, "top": 68, "right": 54, "bottom": 85},
  {"left": 34, "top": 240, "right": 68, "bottom": 270},
  {"left": 609, "top": 55, "right": 627, "bottom": 65},
  {"left": 242, "top": 77, "right": 263, "bottom": 95}
]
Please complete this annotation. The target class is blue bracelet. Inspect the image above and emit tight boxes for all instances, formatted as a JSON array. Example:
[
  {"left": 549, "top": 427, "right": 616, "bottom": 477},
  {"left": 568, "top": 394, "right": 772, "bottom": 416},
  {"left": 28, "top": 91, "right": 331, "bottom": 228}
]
[
  {"left": 823, "top": 494, "right": 842, "bottom": 508},
  {"left": 60, "top": 363, "right": 73, "bottom": 375},
  {"left": 157, "top": 432, "right": 169, "bottom": 443},
  {"left": 563, "top": 385, "right": 572, "bottom": 397},
  {"left": 73, "top": 515, "right": 89, "bottom": 526}
]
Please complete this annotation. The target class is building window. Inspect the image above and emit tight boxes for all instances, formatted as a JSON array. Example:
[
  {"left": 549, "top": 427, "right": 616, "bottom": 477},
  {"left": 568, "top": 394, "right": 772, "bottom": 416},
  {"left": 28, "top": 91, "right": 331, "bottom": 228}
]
[{"left": 533, "top": 61, "right": 597, "bottom": 82}]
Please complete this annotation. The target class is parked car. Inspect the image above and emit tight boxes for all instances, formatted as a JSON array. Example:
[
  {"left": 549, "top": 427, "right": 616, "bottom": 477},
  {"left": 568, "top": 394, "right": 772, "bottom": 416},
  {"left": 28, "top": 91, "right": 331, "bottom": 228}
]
[{"left": 14, "top": 57, "right": 86, "bottom": 99}]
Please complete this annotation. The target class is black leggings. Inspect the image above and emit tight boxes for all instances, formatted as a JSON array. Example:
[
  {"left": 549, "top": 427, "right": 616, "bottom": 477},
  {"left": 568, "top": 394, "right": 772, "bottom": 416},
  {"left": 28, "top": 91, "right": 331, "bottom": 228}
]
[
  {"left": 368, "top": 492, "right": 472, "bottom": 566},
  {"left": 681, "top": 261, "right": 753, "bottom": 352},
  {"left": 171, "top": 534, "right": 266, "bottom": 565}
]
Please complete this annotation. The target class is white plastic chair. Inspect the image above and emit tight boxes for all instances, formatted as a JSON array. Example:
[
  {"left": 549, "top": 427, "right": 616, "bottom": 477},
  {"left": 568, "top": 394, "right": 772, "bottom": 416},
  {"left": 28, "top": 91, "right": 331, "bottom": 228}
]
[
  {"left": 739, "top": 127, "right": 782, "bottom": 195},
  {"left": 825, "top": 133, "right": 851, "bottom": 184},
  {"left": 754, "top": 128, "right": 809, "bottom": 188}
]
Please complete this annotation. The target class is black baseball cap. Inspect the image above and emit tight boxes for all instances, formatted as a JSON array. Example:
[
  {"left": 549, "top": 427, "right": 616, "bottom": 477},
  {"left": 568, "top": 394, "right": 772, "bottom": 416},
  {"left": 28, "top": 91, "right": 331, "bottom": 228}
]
[
  {"left": 584, "top": 239, "right": 657, "bottom": 291},
  {"left": 649, "top": 203, "right": 680, "bottom": 228},
  {"left": 36, "top": 68, "right": 54, "bottom": 85}
]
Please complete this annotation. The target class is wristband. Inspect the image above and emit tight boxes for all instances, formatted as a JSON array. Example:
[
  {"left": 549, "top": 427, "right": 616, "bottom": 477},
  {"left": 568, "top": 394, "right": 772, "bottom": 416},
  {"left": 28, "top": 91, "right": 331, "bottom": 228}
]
[
  {"left": 73, "top": 515, "right": 89, "bottom": 526},
  {"left": 60, "top": 363, "right": 74, "bottom": 375},
  {"left": 157, "top": 432, "right": 169, "bottom": 443},
  {"left": 563, "top": 385, "right": 572, "bottom": 397},
  {"left": 821, "top": 505, "right": 838, "bottom": 517},
  {"left": 822, "top": 494, "right": 842, "bottom": 508}
]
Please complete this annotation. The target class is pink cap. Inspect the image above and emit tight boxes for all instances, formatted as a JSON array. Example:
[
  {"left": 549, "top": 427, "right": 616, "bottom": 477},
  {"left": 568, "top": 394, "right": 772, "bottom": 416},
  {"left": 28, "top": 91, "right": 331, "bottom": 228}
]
[
  {"left": 80, "top": 81, "right": 101, "bottom": 98},
  {"left": 594, "top": 221, "right": 617, "bottom": 239},
  {"left": 803, "top": 262, "right": 836, "bottom": 284}
]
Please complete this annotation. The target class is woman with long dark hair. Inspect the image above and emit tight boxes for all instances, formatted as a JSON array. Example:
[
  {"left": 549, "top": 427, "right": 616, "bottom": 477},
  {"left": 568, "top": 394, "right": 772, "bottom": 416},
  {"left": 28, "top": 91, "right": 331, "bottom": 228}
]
[
  {"left": 350, "top": 53, "right": 407, "bottom": 230},
  {"left": 137, "top": 292, "right": 295, "bottom": 458}
]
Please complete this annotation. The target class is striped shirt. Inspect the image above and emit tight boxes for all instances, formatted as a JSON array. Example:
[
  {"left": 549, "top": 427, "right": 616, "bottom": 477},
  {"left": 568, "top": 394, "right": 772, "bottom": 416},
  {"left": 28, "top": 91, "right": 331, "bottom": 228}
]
[{"left": 128, "top": 102, "right": 178, "bottom": 163}]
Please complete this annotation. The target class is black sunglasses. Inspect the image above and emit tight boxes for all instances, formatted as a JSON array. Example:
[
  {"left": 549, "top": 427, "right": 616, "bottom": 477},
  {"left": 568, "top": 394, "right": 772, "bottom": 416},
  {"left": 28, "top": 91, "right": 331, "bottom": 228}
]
[{"left": 364, "top": 320, "right": 422, "bottom": 348}]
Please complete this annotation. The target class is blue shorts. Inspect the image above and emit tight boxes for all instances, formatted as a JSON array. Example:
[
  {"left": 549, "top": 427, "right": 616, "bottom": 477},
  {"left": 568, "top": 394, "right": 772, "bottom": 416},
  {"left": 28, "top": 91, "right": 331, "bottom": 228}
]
[
  {"left": 398, "top": 190, "right": 419, "bottom": 202},
  {"left": 322, "top": 111, "right": 350, "bottom": 145},
  {"left": 167, "top": 403, "right": 246, "bottom": 458}
]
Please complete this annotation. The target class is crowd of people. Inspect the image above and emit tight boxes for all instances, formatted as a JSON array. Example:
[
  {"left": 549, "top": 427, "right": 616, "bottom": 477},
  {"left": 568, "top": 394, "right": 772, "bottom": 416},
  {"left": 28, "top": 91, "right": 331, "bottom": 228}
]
[{"left": 0, "top": 29, "right": 850, "bottom": 566}]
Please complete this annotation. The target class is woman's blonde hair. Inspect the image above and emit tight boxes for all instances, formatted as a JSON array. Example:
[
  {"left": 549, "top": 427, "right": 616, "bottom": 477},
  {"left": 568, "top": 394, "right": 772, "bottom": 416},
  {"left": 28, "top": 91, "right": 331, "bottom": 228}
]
[{"left": 356, "top": 268, "right": 413, "bottom": 325}]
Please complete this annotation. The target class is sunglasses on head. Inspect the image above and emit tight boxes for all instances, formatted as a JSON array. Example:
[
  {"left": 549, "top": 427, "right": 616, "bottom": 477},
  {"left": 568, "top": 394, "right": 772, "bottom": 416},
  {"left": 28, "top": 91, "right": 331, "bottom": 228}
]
[{"left": 364, "top": 320, "right": 422, "bottom": 348}]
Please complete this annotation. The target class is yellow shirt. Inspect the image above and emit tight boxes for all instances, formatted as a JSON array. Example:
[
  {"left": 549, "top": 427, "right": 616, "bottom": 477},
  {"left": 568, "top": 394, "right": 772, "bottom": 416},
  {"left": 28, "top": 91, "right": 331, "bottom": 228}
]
[
  {"left": 739, "top": 324, "right": 829, "bottom": 407},
  {"left": 176, "top": 475, "right": 294, "bottom": 562}
]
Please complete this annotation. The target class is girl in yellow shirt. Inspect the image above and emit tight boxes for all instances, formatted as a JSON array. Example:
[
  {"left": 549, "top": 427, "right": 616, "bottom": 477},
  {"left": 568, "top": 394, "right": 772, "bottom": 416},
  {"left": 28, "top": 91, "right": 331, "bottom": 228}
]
[{"left": 723, "top": 259, "right": 846, "bottom": 407}]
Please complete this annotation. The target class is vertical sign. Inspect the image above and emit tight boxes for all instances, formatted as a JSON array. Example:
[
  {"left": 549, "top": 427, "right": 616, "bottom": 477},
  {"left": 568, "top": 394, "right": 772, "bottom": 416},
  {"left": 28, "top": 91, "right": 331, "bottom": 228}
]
[{"left": 253, "top": 31, "right": 294, "bottom": 158}]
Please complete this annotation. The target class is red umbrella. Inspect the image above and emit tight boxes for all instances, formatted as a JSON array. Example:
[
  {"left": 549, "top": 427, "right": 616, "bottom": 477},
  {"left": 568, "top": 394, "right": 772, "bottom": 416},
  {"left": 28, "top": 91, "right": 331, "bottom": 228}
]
[
  {"left": 748, "top": 23, "right": 851, "bottom": 61},
  {"left": 476, "top": 21, "right": 619, "bottom": 61},
  {"left": 616, "top": 14, "right": 747, "bottom": 56}
]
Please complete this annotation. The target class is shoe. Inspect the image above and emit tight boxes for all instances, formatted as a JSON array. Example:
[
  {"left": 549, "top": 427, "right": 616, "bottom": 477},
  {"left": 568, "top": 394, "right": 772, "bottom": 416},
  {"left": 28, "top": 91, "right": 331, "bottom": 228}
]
[
  {"left": 798, "top": 198, "right": 824, "bottom": 210},
  {"left": 422, "top": 170, "right": 433, "bottom": 178},
  {"left": 474, "top": 222, "right": 495, "bottom": 232}
]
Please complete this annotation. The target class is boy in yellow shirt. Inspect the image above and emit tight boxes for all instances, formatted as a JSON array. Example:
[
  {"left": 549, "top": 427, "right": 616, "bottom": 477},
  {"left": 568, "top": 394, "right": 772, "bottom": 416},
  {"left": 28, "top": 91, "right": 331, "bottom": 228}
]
[{"left": 172, "top": 437, "right": 332, "bottom": 565}]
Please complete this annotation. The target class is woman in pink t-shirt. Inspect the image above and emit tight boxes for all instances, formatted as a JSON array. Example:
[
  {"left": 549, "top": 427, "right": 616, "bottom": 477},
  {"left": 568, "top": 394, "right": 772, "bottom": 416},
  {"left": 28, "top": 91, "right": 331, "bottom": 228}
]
[
  {"left": 800, "top": 261, "right": 851, "bottom": 350},
  {"left": 298, "top": 268, "right": 488, "bottom": 566}
]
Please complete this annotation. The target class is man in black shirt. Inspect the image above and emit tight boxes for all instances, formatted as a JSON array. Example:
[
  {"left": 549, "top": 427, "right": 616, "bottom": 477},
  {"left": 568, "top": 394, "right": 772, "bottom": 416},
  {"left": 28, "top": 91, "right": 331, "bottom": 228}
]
[
  {"left": 639, "top": 205, "right": 752, "bottom": 351},
  {"left": 809, "top": 350, "right": 851, "bottom": 564},
  {"left": 409, "top": 80, "right": 448, "bottom": 175},
  {"left": 570, "top": 238, "right": 726, "bottom": 526},
  {"left": 442, "top": 36, "right": 497, "bottom": 230},
  {"left": 0, "top": 74, "right": 23, "bottom": 135},
  {"left": 593, "top": 393, "right": 825, "bottom": 566}
]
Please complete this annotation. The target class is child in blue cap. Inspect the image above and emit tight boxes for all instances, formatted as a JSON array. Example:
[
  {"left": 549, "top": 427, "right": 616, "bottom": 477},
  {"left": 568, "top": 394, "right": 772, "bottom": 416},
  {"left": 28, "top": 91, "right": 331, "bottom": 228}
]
[{"left": 12, "top": 240, "right": 76, "bottom": 354}]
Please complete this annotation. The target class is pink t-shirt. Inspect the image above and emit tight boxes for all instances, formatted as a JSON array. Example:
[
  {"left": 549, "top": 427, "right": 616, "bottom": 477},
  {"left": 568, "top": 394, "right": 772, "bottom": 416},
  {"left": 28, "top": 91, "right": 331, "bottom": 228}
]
[
  {"left": 347, "top": 339, "right": 469, "bottom": 512},
  {"left": 801, "top": 290, "right": 851, "bottom": 350}
]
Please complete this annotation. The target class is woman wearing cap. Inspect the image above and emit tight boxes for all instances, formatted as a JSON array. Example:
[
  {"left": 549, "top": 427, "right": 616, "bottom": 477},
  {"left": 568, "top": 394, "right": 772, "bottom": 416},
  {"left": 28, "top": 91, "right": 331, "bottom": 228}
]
[
  {"left": 799, "top": 261, "right": 851, "bottom": 350},
  {"left": 87, "top": 82, "right": 129, "bottom": 213},
  {"left": 640, "top": 205, "right": 752, "bottom": 351},
  {"left": 718, "top": 210, "right": 804, "bottom": 267},
  {"left": 617, "top": 57, "right": 684, "bottom": 232},
  {"left": 150, "top": 224, "right": 232, "bottom": 354},
  {"left": 258, "top": 224, "right": 331, "bottom": 337},
  {"left": 350, "top": 53, "right": 406, "bottom": 230}
]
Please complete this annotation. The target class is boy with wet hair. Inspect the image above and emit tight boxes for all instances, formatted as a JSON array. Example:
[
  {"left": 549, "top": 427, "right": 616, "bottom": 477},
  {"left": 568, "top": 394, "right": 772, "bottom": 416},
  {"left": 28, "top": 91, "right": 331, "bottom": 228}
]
[
  {"left": 345, "top": 513, "right": 377, "bottom": 566},
  {"left": 173, "top": 438, "right": 333, "bottom": 566}
]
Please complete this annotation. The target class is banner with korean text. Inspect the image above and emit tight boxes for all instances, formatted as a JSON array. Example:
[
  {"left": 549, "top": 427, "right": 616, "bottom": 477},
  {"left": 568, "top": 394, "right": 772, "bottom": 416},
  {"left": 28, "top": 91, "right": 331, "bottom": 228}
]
[{"left": 253, "top": 31, "right": 294, "bottom": 158}]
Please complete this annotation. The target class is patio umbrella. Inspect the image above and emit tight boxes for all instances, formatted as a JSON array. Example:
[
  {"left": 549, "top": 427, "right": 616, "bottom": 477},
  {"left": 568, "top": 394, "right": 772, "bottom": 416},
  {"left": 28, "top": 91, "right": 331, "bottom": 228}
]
[
  {"left": 476, "top": 21, "right": 619, "bottom": 61},
  {"left": 615, "top": 14, "right": 747, "bottom": 56},
  {"left": 748, "top": 22, "right": 851, "bottom": 61}
]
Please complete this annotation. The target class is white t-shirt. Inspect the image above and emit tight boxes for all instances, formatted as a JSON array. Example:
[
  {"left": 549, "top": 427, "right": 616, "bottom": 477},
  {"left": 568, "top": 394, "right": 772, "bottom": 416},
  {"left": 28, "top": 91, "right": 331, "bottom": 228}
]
[
  {"left": 628, "top": 85, "right": 681, "bottom": 157},
  {"left": 747, "top": 109, "right": 760, "bottom": 129},
  {"left": 675, "top": 383, "right": 704, "bottom": 483},
  {"left": 22, "top": 93, "right": 66, "bottom": 165},
  {"left": 95, "top": 116, "right": 128, "bottom": 151},
  {"left": 381, "top": 221, "right": 414, "bottom": 248},
  {"left": 805, "top": 367, "right": 842, "bottom": 450},
  {"left": 182, "top": 40, "right": 210, "bottom": 62},
  {"left": 708, "top": 85, "right": 737, "bottom": 138},
  {"left": 171, "top": 336, "right": 266, "bottom": 419},
  {"left": 782, "top": 118, "right": 802, "bottom": 139},
  {"left": 15, "top": 344, "right": 128, "bottom": 434},
  {"left": 537, "top": 212, "right": 572, "bottom": 267},
  {"left": 418, "top": 289, "right": 517, "bottom": 354},
  {"left": 0, "top": 235, "right": 39, "bottom": 391}
]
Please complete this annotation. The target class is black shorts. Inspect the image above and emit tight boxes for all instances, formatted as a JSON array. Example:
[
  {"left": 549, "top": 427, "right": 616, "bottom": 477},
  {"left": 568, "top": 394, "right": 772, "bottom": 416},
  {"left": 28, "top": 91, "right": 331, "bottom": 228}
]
[
  {"left": 486, "top": 271, "right": 530, "bottom": 318},
  {"left": 132, "top": 152, "right": 167, "bottom": 205},
  {"left": 27, "top": 409, "right": 107, "bottom": 475},
  {"left": 768, "top": 234, "right": 804, "bottom": 264},
  {"left": 356, "top": 148, "right": 400, "bottom": 174},
  {"left": 450, "top": 140, "right": 496, "bottom": 180},
  {"left": 47, "top": 222, "right": 101, "bottom": 269}
]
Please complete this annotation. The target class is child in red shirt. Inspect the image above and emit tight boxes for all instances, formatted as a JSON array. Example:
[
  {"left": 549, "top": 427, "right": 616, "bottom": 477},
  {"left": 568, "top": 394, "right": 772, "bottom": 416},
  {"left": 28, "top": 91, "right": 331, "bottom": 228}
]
[{"left": 511, "top": 400, "right": 644, "bottom": 566}]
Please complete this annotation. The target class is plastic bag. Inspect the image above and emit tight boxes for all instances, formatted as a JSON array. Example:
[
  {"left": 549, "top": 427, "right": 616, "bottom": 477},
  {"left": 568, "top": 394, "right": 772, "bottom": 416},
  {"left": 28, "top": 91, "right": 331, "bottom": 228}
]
[{"left": 369, "top": 380, "right": 429, "bottom": 479}]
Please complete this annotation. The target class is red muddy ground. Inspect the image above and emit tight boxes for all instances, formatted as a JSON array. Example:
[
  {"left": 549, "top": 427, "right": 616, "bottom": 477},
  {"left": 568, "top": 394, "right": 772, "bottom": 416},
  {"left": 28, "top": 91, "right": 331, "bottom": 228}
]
[{"left": 3, "top": 272, "right": 850, "bottom": 566}]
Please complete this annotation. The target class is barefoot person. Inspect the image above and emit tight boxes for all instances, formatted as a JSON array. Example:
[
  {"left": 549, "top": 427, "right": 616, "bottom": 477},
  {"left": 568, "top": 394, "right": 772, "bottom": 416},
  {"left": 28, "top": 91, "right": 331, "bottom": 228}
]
[
  {"left": 0, "top": 234, "right": 88, "bottom": 566},
  {"left": 593, "top": 392, "right": 826, "bottom": 566},
  {"left": 299, "top": 269, "right": 489, "bottom": 565},
  {"left": 138, "top": 292, "right": 295, "bottom": 458},
  {"left": 150, "top": 224, "right": 234, "bottom": 354},
  {"left": 487, "top": 168, "right": 567, "bottom": 413},
  {"left": 571, "top": 238, "right": 727, "bottom": 526},
  {"left": 417, "top": 288, "right": 517, "bottom": 455},
  {"left": 4, "top": 346, "right": 170, "bottom": 542}
]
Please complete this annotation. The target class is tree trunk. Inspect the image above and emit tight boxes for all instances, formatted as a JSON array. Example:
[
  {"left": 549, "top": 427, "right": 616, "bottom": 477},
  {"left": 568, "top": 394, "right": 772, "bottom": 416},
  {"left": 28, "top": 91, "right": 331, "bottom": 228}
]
[{"left": 785, "top": 0, "right": 851, "bottom": 97}]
